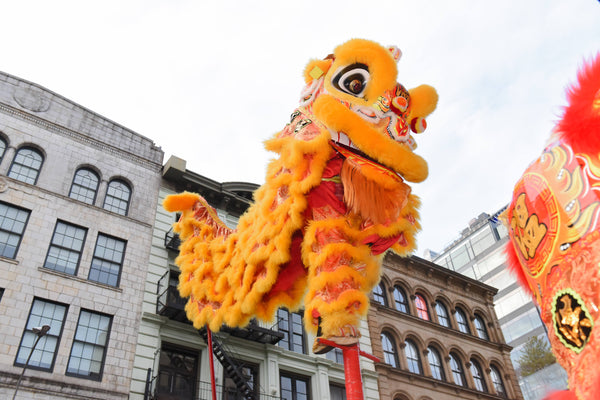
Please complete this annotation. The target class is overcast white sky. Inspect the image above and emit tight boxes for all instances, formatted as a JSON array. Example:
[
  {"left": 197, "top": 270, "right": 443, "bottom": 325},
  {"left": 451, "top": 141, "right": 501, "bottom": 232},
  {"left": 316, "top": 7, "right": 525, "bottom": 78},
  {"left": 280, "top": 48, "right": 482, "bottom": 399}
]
[{"left": 1, "top": 0, "right": 598, "bottom": 254}]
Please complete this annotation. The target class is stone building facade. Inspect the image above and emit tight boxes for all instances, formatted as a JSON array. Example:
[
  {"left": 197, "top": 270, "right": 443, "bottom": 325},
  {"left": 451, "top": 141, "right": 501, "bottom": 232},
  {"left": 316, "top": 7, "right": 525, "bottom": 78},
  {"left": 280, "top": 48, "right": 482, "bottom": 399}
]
[
  {"left": 130, "top": 155, "right": 380, "bottom": 400},
  {"left": 0, "top": 71, "right": 163, "bottom": 399},
  {"left": 368, "top": 253, "right": 523, "bottom": 400}
]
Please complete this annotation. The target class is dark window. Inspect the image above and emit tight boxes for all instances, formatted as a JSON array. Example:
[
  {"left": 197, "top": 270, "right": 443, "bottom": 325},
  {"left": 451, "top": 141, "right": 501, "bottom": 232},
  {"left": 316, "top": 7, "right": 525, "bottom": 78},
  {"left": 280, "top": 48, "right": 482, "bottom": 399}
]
[
  {"left": 280, "top": 372, "right": 310, "bottom": 400},
  {"left": 69, "top": 168, "right": 100, "bottom": 205},
  {"left": 490, "top": 366, "right": 507, "bottom": 398},
  {"left": 427, "top": 347, "right": 445, "bottom": 380},
  {"left": 15, "top": 298, "right": 67, "bottom": 371},
  {"left": 435, "top": 301, "right": 450, "bottom": 327},
  {"left": 0, "top": 136, "right": 6, "bottom": 162},
  {"left": 330, "top": 383, "right": 346, "bottom": 400},
  {"left": 0, "top": 287, "right": 3, "bottom": 302},
  {"left": 414, "top": 294, "right": 429, "bottom": 320},
  {"left": 381, "top": 332, "right": 398, "bottom": 367},
  {"left": 157, "top": 345, "right": 198, "bottom": 400},
  {"left": 223, "top": 361, "right": 258, "bottom": 400},
  {"left": 373, "top": 282, "right": 387, "bottom": 306},
  {"left": 277, "top": 308, "right": 306, "bottom": 354},
  {"left": 66, "top": 310, "right": 112, "bottom": 380},
  {"left": 404, "top": 340, "right": 422, "bottom": 374},
  {"left": 0, "top": 202, "right": 30, "bottom": 259},
  {"left": 43, "top": 221, "right": 87, "bottom": 275},
  {"left": 8, "top": 147, "right": 43, "bottom": 184},
  {"left": 449, "top": 352, "right": 467, "bottom": 387},
  {"left": 474, "top": 315, "right": 489, "bottom": 340},
  {"left": 470, "top": 359, "right": 488, "bottom": 392},
  {"left": 88, "top": 234, "right": 126, "bottom": 287},
  {"left": 103, "top": 179, "right": 131, "bottom": 215},
  {"left": 393, "top": 286, "right": 408, "bottom": 313},
  {"left": 326, "top": 347, "right": 344, "bottom": 364},
  {"left": 455, "top": 307, "right": 471, "bottom": 334}
]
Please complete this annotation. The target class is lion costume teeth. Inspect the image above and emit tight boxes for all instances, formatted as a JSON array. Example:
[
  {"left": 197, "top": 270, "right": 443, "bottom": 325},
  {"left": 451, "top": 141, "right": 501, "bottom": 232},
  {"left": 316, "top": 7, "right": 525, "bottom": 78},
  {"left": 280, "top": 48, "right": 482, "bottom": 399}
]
[{"left": 164, "top": 39, "right": 438, "bottom": 351}]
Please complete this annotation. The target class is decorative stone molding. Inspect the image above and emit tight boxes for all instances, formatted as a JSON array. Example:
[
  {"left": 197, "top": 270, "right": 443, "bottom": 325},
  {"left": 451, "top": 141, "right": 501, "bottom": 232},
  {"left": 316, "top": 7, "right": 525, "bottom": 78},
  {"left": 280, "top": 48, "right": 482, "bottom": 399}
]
[{"left": 13, "top": 86, "right": 51, "bottom": 112}]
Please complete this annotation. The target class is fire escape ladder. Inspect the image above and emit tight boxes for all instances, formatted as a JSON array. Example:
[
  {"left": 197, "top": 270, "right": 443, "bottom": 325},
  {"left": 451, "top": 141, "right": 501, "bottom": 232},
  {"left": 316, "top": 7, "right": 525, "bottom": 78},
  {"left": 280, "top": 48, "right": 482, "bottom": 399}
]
[{"left": 198, "top": 328, "right": 256, "bottom": 400}]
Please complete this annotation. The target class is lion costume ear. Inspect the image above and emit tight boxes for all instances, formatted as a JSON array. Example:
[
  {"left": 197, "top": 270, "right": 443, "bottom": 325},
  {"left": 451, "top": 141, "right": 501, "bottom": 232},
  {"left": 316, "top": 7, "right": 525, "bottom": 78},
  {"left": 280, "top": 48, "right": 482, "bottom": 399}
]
[
  {"left": 407, "top": 84, "right": 438, "bottom": 133},
  {"left": 303, "top": 58, "right": 334, "bottom": 84}
]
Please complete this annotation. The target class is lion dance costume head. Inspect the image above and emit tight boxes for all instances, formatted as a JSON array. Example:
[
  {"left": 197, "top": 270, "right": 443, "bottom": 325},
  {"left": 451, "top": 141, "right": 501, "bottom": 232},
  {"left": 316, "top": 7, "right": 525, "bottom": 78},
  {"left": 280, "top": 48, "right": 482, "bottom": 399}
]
[
  {"left": 164, "top": 39, "right": 437, "bottom": 353},
  {"left": 504, "top": 55, "right": 600, "bottom": 400}
]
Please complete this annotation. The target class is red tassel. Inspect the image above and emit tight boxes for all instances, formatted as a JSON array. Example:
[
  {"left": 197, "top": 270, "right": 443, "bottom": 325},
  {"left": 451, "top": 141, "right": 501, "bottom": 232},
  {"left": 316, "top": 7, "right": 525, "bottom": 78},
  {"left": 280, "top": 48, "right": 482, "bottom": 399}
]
[{"left": 557, "top": 54, "right": 600, "bottom": 154}]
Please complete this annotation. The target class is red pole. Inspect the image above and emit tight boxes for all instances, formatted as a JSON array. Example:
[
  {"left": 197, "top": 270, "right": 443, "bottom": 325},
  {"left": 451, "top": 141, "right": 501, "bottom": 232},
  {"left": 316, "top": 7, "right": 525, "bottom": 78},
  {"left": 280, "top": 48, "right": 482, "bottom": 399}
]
[
  {"left": 342, "top": 343, "right": 364, "bottom": 400},
  {"left": 206, "top": 327, "right": 217, "bottom": 400},
  {"left": 316, "top": 338, "right": 380, "bottom": 400}
]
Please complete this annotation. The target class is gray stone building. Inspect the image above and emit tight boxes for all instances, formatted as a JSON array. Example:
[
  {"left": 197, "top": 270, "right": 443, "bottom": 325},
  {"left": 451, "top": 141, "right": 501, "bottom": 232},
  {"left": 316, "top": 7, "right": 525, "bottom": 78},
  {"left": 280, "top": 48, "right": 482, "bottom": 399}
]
[
  {"left": 130, "top": 155, "right": 380, "bottom": 400},
  {"left": 0, "top": 71, "right": 163, "bottom": 399},
  {"left": 368, "top": 253, "right": 524, "bottom": 400}
]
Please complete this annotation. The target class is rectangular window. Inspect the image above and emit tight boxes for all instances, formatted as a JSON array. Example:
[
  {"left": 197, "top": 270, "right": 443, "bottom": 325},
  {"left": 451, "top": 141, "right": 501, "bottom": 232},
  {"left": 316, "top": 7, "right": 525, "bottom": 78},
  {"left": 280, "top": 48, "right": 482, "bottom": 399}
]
[
  {"left": 88, "top": 233, "right": 126, "bottom": 287},
  {"left": 44, "top": 220, "right": 87, "bottom": 275},
  {"left": 66, "top": 310, "right": 112, "bottom": 380},
  {"left": 15, "top": 298, "right": 67, "bottom": 371},
  {"left": 281, "top": 372, "right": 310, "bottom": 400},
  {"left": 0, "top": 201, "right": 30, "bottom": 259},
  {"left": 277, "top": 308, "right": 306, "bottom": 354},
  {"left": 330, "top": 383, "right": 346, "bottom": 400},
  {"left": 326, "top": 348, "right": 344, "bottom": 364}
]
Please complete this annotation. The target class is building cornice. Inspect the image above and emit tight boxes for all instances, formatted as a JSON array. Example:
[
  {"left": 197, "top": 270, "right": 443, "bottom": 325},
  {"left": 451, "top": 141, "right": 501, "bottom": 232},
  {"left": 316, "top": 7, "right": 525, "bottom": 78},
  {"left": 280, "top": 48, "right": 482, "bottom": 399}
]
[{"left": 0, "top": 102, "right": 162, "bottom": 172}]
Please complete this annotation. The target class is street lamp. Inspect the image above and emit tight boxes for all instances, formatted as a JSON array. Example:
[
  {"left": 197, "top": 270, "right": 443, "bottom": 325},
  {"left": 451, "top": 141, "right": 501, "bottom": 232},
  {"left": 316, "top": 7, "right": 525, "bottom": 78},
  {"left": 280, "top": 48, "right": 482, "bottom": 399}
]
[{"left": 12, "top": 324, "right": 51, "bottom": 400}]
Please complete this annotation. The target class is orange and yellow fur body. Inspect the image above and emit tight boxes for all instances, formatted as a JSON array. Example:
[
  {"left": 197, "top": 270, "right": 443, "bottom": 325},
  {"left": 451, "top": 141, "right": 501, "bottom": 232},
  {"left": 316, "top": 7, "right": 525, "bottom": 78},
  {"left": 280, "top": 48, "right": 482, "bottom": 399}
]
[{"left": 164, "top": 39, "right": 438, "bottom": 342}]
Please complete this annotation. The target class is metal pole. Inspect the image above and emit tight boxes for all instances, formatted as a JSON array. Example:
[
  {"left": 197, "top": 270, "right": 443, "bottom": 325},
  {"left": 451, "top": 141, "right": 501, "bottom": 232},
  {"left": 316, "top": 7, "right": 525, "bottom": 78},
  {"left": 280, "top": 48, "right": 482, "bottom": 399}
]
[
  {"left": 342, "top": 343, "right": 364, "bottom": 400},
  {"left": 12, "top": 325, "right": 50, "bottom": 400},
  {"left": 206, "top": 327, "right": 217, "bottom": 400}
]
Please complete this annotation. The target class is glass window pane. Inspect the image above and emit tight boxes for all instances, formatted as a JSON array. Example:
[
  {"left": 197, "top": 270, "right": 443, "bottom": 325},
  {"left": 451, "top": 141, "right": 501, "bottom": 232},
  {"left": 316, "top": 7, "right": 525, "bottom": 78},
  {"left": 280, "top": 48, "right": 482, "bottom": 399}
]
[
  {"left": 381, "top": 333, "right": 398, "bottom": 367},
  {"left": 88, "top": 234, "right": 125, "bottom": 287},
  {"left": 393, "top": 286, "right": 408, "bottom": 313},
  {"left": 103, "top": 180, "right": 131, "bottom": 216},
  {"left": 8, "top": 147, "right": 43, "bottom": 184},
  {"left": 373, "top": 283, "right": 386, "bottom": 306},
  {"left": 67, "top": 310, "right": 111, "bottom": 379},
  {"left": 69, "top": 168, "right": 99, "bottom": 205},
  {"left": 0, "top": 203, "right": 30, "bottom": 259},
  {"left": 435, "top": 302, "right": 450, "bottom": 327},
  {"left": 404, "top": 340, "right": 422, "bottom": 374},
  {"left": 15, "top": 299, "right": 66, "bottom": 370},
  {"left": 415, "top": 295, "right": 429, "bottom": 320},
  {"left": 44, "top": 221, "right": 86, "bottom": 275},
  {"left": 449, "top": 353, "right": 466, "bottom": 387},
  {"left": 427, "top": 347, "right": 444, "bottom": 381}
]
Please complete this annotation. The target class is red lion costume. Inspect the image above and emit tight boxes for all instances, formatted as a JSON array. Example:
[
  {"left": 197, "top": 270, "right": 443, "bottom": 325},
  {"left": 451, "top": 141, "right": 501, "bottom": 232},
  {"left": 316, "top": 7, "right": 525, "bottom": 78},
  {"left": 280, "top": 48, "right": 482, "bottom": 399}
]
[{"left": 504, "top": 55, "right": 600, "bottom": 400}]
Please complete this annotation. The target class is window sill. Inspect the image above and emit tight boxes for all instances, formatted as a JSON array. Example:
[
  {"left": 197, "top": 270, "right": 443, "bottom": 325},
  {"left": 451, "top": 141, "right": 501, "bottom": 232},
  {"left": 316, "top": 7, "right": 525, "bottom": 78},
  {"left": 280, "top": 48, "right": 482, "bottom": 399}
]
[{"left": 38, "top": 267, "right": 123, "bottom": 293}]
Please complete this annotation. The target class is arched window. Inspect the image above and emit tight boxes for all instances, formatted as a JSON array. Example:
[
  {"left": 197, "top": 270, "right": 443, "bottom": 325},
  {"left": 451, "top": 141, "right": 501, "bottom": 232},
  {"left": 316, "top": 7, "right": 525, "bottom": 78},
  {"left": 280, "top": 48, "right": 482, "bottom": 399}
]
[
  {"left": 449, "top": 352, "right": 467, "bottom": 387},
  {"left": 404, "top": 340, "right": 422, "bottom": 374},
  {"left": 373, "top": 282, "right": 387, "bottom": 306},
  {"left": 103, "top": 179, "right": 131, "bottom": 216},
  {"left": 474, "top": 314, "right": 489, "bottom": 340},
  {"left": 427, "top": 346, "right": 445, "bottom": 381},
  {"left": 490, "top": 366, "right": 507, "bottom": 398},
  {"left": 0, "top": 136, "right": 6, "bottom": 163},
  {"left": 69, "top": 168, "right": 100, "bottom": 205},
  {"left": 381, "top": 332, "right": 398, "bottom": 367},
  {"left": 414, "top": 294, "right": 429, "bottom": 320},
  {"left": 435, "top": 301, "right": 450, "bottom": 327},
  {"left": 8, "top": 147, "right": 43, "bottom": 184},
  {"left": 470, "top": 359, "right": 488, "bottom": 392},
  {"left": 455, "top": 307, "right": 471, "bottom": 334},
  {"left": 393, "top": 286, "right": 408, "bottom": 313}
]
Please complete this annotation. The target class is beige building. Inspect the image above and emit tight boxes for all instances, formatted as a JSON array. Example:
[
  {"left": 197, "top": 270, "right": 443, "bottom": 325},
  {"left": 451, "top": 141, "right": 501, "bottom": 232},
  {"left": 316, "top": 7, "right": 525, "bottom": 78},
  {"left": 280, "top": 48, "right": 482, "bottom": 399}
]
[
  {"left": 0, "top": 71, "right": 163, "bottom": 399},
  {"left": 368, "top": 253, "right": 523, "bottom": 400}
]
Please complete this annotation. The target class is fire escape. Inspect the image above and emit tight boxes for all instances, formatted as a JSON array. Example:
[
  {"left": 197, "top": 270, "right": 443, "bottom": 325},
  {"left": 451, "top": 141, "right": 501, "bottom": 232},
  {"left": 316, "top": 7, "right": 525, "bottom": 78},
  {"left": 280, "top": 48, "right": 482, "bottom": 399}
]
[{"left": 153, "top": 228, "right": 284, "bottom": 400}]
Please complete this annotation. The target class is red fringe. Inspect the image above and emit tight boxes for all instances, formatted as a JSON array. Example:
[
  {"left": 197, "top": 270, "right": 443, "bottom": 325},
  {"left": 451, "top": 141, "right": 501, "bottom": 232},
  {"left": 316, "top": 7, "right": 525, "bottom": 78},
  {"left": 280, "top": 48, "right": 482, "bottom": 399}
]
[
  {"left": 557, "top": 54, "right": 600, "bottom": 154},
  {"left": 340, "top": 159, "right": 410, "bottom": 225}
]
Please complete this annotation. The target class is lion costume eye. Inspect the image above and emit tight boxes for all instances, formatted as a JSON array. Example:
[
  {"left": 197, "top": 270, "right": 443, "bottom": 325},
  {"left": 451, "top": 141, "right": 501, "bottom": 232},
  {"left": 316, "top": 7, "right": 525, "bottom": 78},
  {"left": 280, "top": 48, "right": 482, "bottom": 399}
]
[{"left": 332, "top": 63, "right": 370, "bottom": 97}]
